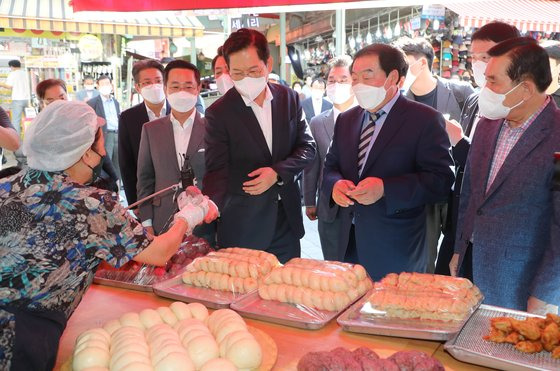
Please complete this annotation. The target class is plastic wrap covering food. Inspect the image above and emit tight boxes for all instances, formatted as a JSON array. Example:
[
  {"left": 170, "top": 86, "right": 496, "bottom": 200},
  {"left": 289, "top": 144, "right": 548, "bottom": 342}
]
[
  {"left": 94, "top": 235, "right": 213, "bottom": 290},
  {"left": 70, "top": 302, "right": 265, "bottom": 371},
  {"left": 230, "top": 259, "right": 372, "bottom": 329},
  {"left": 153, "top": 248, "right": 280, "bottom": 308},
  {"left": 363, "top": 272, "right": 483, "bottom": 321}
]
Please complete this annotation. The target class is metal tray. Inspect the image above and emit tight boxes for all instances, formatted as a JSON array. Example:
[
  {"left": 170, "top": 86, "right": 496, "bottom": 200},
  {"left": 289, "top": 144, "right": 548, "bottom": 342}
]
[
  {"left": 152, "top": 275, "right": 247, "bottom": 309},
  {"left": 93, "top": 276, "right": 153, "bottom": 292},
  {"left": 337, "top": 290, "right": 483, "bottom": 341},
  {"left": 230, "top": 289, "right": 366, "bottom": 330},
  {"left": 444, "top": 304, "right": 560, "bottom": 371}
]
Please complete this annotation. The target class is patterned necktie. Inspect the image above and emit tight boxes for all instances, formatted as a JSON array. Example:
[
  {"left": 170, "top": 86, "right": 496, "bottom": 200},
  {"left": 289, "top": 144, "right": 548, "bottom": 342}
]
[{"left": 358, "top": 110, "right": 385, "bottom": 170}]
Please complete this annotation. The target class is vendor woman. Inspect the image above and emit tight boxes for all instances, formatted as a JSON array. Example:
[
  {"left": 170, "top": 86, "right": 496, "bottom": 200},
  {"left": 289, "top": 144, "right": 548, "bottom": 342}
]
[{"left": 0, "top": 100, "right": 218, "bottom": 370}]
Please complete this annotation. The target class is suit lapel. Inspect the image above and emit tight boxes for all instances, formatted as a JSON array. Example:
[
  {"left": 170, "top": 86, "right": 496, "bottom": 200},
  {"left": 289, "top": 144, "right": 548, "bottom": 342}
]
[
  {"left": 186, "top": 112, "right": 205, "bottom": 157},
  {"left": 360, "top": 95, "right": 407, "bottom": 177},
  {"left": 471, "top": 118, "right": 501, "bottom": 199},
  {"left": 271, "top": 88, "right": 286, "bottom": 163},
  {"left": 484, "top": 105, "right": 553, "bottom": 200},
  {"left": 234, "top": 87, "right": 272, "bottom": 162},
  {"left": 164, "top": 116, "right": 181, "bottom": 174},
  {"left": 97, "top": 97, "right": 107, "bottom": 120},
  {"left": 436, "top": 79, "right": 454, "bottom": 116},
  {"left": 322, "top": 110, "right": 335, "bottom": 141},
  {"left": 139, "top": 103, "right": 149, "bottom": 124}
]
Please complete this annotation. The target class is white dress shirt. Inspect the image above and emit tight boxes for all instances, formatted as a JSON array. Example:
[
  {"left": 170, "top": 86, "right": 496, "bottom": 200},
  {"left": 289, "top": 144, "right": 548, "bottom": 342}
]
[
  {"left": 146, "top": 101, "right": 167, "bottom": 122},
  {"left": 171, "top": 109, "right": 196, "bottom": 168},
  {"left": 312, "top": 98, "right": 323, "bottom": 117},
  {"left": 101, "top": 96, "right": 119, "bottom": 131},
  {"left": 240, "top": 85, "right": 273, "bottom": 154}
]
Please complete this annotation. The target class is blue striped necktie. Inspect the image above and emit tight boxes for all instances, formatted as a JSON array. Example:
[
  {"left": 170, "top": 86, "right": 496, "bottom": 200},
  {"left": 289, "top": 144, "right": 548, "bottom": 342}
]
[{"left": 358, "top": 110, "right": 385, "bottom": 169}]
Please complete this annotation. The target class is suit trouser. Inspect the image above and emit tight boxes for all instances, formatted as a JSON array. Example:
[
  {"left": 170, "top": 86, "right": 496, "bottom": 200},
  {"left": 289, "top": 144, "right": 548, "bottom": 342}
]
[
  {"left": 344, "top": 224, "right": 359, "bottom": 264},
  {"left": 424, "top": 202, "right": 448, "bottom": 273},
  {"left": 104, "top": 131, "right": 121, "bottom": 179},
  {"left": 318, "top": 216, "right": 342, "bottom": 261},
  {"left": 266, "top": 201, "right": 301, "bottom": 264}
]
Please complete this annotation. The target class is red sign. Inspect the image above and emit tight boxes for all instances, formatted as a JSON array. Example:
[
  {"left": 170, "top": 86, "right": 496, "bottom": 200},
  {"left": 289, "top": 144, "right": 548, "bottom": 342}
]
[{"left": 71, "top": 0, "right": 357, "bottom": 11}]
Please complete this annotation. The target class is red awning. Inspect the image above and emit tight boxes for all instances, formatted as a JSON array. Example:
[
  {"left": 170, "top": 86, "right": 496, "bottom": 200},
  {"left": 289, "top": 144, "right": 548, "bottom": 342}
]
[
  {"left": 446, "top": 0, "right": 560, "bottom": 33},
  {"left": 71, "top": 0, "right": 363, "bottom": 11}
]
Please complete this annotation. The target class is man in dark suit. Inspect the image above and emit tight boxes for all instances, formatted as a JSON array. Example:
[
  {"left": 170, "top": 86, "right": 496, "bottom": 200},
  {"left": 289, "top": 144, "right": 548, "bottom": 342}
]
[
  {"left": 394, "top": 37, "right": 474, "bottom": 273},
  {"left": 203, "top": 28, "right": 316, "bottom": 263},
  {"left": 435, "top": 22, "right": 520, "bottom": 277},
  {"left": 137, "top": 60, "right": 207, "bottom": 237},
  {"left": 87, "top": 75, "right": 121, "bottom": 179},
  {"left": 301, "top": 78, "right": 333, "bottom": 121},
  {"left": 303, "top": 55, "right": 356, "bottom": 261},
  {"left": 451, "top": 38, "right": 560, "bottom": 313},
  {"left": 119, "top": 59, "right": 171, "bottom": 207},
  {"left": 322, "top": 43, "right": 454, "bottom": 280}
]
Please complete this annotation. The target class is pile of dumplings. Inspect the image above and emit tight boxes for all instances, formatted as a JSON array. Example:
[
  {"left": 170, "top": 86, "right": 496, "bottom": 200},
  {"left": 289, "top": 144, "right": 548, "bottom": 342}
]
[{"left": 72, "top": 302, "right": 262, "bottom": 371}]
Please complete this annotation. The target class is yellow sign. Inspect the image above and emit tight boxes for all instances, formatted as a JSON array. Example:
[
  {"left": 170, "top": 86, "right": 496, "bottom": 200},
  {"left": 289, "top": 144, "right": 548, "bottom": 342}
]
[{"left": 78, "top": 34, "right": 103, "bottom": 61}]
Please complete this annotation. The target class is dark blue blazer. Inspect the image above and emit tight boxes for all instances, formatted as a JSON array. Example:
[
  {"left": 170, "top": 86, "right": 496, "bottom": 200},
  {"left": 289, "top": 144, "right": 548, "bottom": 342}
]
[
  {"left": 455, "top": 99, "right": 560, "bottom": 310},
  {"left": 301, "top": 97, "right": 332, "bottom": 121},
  {"left": 322, "top": 94, "right": 454, "bottom": 280},
  {"left": 203, "top": 83, "right": 316, "bottom": 249}
]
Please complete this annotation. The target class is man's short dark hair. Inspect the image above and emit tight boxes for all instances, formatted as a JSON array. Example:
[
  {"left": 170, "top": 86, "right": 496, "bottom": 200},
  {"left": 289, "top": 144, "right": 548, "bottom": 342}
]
[
  {"left": 83, "top": 75, "right": 94, "bottom": 83},
  {"left": 351, "top": 43, "right": 409, "bottom": 80},
  {"left": 36, "top": 79, "right": 67, "bottom": 100},
  {"left": 393, "top": 37, "right": 434, "bottom": 72},
  {"left": 211, "top": 46, "right": 225, "bottom": 72},
  {"left": 132, "top": 59, "right": 164, "bottom": 83},
  {"left": 164, "top": 59, "right": 201, "bottom": 86},
  {"left": 97, "top": 74, "right": 111, "bottom": 83},
  {"left": 8, "top": 60, "right": 21, "bottom": 68},
  {"left": 472, "top": 22, "right": 520, "bottom": 44},
  {"left": 223, "top": 28, "right": 270, "bottom": 66},
  {"left": 311, "top": 78, "right": 326, "bottom": 89},
  {"left": 488, "top": 37, "right": 552, "bottom": 93}
]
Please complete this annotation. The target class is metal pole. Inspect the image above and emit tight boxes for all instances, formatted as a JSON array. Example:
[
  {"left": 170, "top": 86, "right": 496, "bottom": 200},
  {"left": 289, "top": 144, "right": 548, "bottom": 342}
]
[
  {"left": 280, "top": 12, "right": 287, "bottom": 81},
  {"left": 335, "top": 9, "right": 346, "bottom": 56}
]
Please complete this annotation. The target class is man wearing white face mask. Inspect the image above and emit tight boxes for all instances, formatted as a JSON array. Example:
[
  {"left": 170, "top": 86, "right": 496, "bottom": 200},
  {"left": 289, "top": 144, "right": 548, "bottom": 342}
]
[
  {"left": 322, "top": 43, "right": 454, "bottom": 279},
  {"left": 451, "top": 37, "right": 560, "bottom": 314},
  {"left": 137, "top": 60, "right": 208, "bottom": 237},
  {"left": 435, "top": 22, "right": 520, "bottom": 278},
  {"left": 302, "top": 55, "right": 356, "bottom": 261},
  {"left": 203, "top": 28, "right": 316, "bottom": 263},
  {"left": 87, "top": 74, "right": 121, "bottom": 179},
  {"left": 301, "top": 78, "right": 333, "bottom": 121},
  {"left": 119, "top": 59, "right": 171, "bottom": 207},
  {"left": 212, "top": 47, "right": 235, "bottom": 96},
  {"left": 394, "top": 37, "right": 474, "bottom": 274}
]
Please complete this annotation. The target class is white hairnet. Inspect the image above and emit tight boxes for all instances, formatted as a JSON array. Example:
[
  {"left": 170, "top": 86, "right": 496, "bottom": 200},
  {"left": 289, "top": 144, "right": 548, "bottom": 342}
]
[{"left": 23, "top": 100, "right": 103, "bottom": 172}]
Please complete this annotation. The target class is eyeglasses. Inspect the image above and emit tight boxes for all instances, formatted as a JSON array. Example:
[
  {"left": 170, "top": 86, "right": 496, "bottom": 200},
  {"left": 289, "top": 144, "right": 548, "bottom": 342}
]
[
  {"left": 230, "top": 66, "right": 265, "bottom": 80},
  {"left": 138, "top": 79, "right": 163, "bottom": 88}
]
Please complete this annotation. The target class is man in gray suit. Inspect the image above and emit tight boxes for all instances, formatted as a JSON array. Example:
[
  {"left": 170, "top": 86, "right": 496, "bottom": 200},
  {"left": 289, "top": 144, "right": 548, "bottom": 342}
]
[
  {"left": 394, "top": 37, "right": 475, "bottom": 273},
  {"left": 451, "top": 38, "right": 560, "bottom": 314},
  {"left": 303, "top": 55, "right": 357, "bottom": 260},
  {"left": 137, "top": 60, "right": 207, "bottom": 236}
]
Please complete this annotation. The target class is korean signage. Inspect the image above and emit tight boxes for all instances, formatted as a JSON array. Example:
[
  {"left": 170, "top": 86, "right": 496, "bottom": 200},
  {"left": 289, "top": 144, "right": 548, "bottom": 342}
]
[
  {"left": 231, "top": 15, "right": 260, "bottom": 30},
  {"left": 421, "top": 5, "right": 446, "bottom": 21}
]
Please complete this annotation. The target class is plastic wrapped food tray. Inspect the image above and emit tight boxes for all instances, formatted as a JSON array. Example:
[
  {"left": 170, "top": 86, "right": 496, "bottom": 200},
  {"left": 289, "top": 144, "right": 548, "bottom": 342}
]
[
  {"left": 337, "top": 287, "right": 483, "bottom": 341},
  {"left": 444, "top": 305, "right": 560, "bottom": 371},
  {"left": 153, "top": 275, "right": 250, "bottom": 309}
]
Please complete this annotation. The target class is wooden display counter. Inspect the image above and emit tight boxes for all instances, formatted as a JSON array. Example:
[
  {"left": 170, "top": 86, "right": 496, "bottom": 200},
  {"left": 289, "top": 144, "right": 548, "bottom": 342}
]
[{"left": 54, "top": 284, "right": 492, "bottom": 370}]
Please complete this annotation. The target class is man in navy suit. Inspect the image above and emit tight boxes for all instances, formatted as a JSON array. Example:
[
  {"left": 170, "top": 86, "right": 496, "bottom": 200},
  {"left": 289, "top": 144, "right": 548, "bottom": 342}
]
[
  {"left": 322, "top": 43, "right": 454, "bottom": 280},
  {"left": 451, "top": 37, "right": 560, "bottom": 313},
  {"left": 119, "top": 59, "right": 171, "bottom": 207},
  {"left": 203, "top": 28, "right": 316, "bottom": 263},
  {"left": 301, "top": 78, "right": 333, "bottom": 121}
]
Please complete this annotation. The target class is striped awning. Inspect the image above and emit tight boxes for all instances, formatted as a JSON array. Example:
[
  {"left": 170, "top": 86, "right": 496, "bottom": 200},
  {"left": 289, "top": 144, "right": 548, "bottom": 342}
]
[
  {"left": 446, "top": 0, "right": 560, "bottom": 33},
  {"left": 0, "top": 0, "right": 204, "bottom": 37}
]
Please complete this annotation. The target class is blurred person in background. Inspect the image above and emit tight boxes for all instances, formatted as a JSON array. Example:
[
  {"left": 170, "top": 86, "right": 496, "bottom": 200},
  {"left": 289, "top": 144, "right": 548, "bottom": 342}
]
[
  {"left": 212, "top": 46, "right": 234, "bottom": 96},
  {"left": 301, "top": 78, "right": 332, "bottom": 121},
  {"left": 0, "top": 100, "right": 218, "bottom": 370},
  {"left": 543, "top": 41, "right": 560, "bottom": 106},
  {"left": 119, "top": 59, "right": 171, "bottom": 207},
  {"left": 303, "top": 55, "right": 356, "bottom": 261},
  {"left": 75, "top": 75, "right": 99, "bottom": 102}
]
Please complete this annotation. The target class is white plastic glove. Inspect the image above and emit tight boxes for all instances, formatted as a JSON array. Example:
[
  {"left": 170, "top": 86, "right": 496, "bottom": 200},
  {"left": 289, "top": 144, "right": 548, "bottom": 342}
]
[{"left": 527, "top": 296, "right": 559, "bottom": 315}]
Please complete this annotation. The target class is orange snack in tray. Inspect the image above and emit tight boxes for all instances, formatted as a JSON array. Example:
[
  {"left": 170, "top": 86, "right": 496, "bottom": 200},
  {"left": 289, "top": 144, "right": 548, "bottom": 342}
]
[
  {"left": 485, "top": 312, "right": 560, "bottom": 357},
  {"left": 258, "top": 258, "right": 372, "bottom": 312},
  {"left": 365, "top": 272, "right": 483, "bottom": 321}
]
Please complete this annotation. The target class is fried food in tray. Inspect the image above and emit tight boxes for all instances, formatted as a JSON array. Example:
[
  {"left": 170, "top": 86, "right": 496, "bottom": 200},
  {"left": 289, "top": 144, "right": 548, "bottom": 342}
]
[
  {"left": 484, "top": 313, "right": 560, "bottom": 358},
  {"left": 362, "top": 272, "right": 483, "bottom": 321}
]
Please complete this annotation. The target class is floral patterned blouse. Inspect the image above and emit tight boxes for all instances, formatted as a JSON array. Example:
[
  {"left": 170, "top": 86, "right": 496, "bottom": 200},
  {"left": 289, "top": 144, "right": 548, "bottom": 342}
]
[{"left": 0, "top": 169, "right": 150, "bottom": 367}]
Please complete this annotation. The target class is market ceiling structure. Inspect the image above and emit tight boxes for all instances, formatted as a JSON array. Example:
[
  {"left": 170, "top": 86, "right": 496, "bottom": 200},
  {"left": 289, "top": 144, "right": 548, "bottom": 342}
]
[{"left": 0, "top": 0, "right": 204, "bottom": 37}]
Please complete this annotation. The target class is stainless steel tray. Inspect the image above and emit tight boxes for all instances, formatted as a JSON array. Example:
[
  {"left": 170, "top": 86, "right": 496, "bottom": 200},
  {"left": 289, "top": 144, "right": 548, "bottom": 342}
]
[
  {"left": 231, "top": 289, "right": 365, "bottom": 330},
  {"left": 152, "top": 275, "right": 246, "bottom": 309},
  {"left": 93, "top": 276, "right": 153, "bottom": 292},
  {"left": 337, "top": 290, "right": 483, "bottom": 341},
  {"left": 445, "top": 304, "right": 560, "bottom": 371}
]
